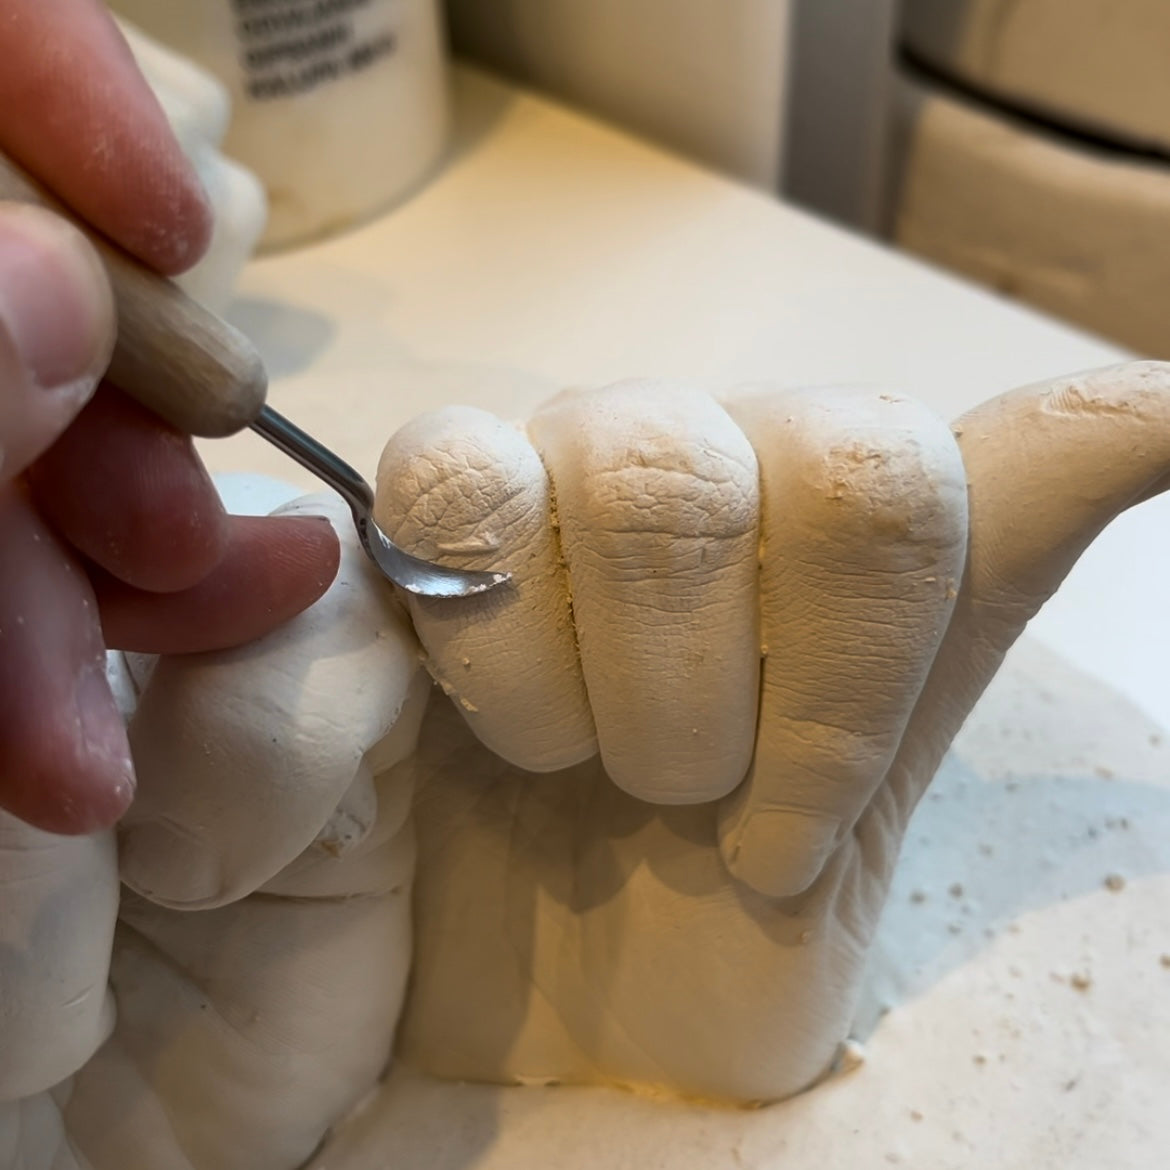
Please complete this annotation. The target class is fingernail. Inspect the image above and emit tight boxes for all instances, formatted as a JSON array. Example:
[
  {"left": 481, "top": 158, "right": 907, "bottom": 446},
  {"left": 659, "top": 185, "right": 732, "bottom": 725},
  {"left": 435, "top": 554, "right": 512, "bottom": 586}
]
[
  {"left": 720, "top": 809, "right": 841, "bottom": 898},
  {"left": 0, "top": 205, "right": 115, "bottom": 392}
]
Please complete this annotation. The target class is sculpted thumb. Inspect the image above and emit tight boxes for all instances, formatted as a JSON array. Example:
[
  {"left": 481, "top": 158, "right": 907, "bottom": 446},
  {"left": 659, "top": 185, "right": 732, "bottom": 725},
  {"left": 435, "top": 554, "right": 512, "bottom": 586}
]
[
  {"left": 118, "top": 493, "right": 428, "bottom": 910},
  {"left": 956, "top": 361, "right": 1170, "bottom": 636},
  {"left": 882, "top": 361, "right": 1170, "bottom": 831}
]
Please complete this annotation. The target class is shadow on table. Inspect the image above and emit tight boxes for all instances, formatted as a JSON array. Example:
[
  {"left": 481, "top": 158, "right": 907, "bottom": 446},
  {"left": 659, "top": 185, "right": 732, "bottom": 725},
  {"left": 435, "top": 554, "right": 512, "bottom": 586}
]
[{"left": 856, "top": 748, "right": 1170, "bottom": 1035}]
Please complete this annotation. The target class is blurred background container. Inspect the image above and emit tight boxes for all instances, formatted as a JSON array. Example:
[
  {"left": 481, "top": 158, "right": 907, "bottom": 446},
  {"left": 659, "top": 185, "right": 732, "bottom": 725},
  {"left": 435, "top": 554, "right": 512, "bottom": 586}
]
[
  {"left": 111, "top": 0, "right": 451, "bottom": 251},
  {"left": 446, "top": 0, "right": 1168, "bottom": 357}
]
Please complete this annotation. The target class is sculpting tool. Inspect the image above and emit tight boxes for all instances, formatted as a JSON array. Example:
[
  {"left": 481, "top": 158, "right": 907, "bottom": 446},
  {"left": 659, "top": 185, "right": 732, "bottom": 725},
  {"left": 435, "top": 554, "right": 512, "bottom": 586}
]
[{"left": 0, "top": 151, "right": 508, "bottom": 599}]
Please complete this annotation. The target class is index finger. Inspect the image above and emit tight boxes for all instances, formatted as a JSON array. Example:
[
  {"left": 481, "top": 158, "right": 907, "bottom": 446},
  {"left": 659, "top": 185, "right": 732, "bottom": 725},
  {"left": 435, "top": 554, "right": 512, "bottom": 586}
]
[{"left": 0, "top": 0, "right": 212, "bottom": 274}]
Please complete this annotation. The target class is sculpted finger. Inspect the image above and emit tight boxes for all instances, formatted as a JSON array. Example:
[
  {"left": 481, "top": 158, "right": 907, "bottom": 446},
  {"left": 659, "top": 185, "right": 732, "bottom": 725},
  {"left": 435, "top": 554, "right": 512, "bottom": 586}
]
[
  {"left": 0, "top": 205, "right": 114, "bottom": 480},
  {"left": 528, "top": 381, "right": 760, "bottom": 803},
  {"left": 0, "top": 485, "right": 135, "bottom": 833},
  {"left": 718, "top": 387, "right": 967, "bottom": 897},
  {"left": 118, "top": 494, "right": 424, "bottom": 909},
  {"left": 0, "top": 812, "right": 118, "bottom": 1100},
  {"left": 375, "top": 406, "right": 596, "bottom": 772},
  {"left": 886, "top": 360, "right": 1170, "bottom": 821}
]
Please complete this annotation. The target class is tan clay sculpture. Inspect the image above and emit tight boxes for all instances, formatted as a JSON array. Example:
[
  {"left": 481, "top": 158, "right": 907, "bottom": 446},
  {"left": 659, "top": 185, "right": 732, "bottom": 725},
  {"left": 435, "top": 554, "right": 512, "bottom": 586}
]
[{"left": 2, "top": 362, "right": 1169, "bottom": 1168}]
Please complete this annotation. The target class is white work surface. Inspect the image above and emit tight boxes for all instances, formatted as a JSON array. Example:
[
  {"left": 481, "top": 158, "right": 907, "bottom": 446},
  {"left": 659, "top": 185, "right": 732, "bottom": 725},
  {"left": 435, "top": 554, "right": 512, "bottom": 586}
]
[{"left": 197, "top": 69, "right": 1170, "bottom": 1170}]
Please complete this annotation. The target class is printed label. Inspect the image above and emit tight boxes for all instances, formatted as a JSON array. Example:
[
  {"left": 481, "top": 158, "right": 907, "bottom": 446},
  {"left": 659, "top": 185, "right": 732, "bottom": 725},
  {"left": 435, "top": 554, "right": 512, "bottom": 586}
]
[{"left": 230, "top": 0, "right": 398, "bottom": 100}]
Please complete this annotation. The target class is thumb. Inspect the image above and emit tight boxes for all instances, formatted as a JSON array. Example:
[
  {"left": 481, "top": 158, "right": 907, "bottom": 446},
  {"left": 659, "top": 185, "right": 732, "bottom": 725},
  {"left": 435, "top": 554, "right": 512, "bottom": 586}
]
[
  {"left": 956, "top": 361, "right": 1170, "bottom": 625},
  {"left": 881, "top": 361, "right": 1170, "bottom": 828},
  {"left": 118, "top": 493, "right": 427, "bottom": 910},
  {"left": 0, "top": 203, "right": 114, "bottom": 481}
]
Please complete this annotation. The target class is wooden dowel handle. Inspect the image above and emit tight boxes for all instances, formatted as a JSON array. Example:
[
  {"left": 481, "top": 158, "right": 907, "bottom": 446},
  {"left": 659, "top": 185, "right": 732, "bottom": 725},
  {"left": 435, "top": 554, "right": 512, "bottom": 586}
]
[{"left": 0, "top": 150, "right": 266, "bottom": 437}]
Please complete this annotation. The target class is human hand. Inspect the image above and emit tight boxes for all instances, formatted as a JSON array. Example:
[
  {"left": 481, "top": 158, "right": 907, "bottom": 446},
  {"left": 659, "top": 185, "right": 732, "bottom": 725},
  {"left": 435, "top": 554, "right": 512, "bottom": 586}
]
[
  {"left": 0, "top": 0, "right": 339, "bottom": 834},
  {"left": 6, "top": 363, "right": 1169, "bottom": 1170},
  {"left": 0, "top": 0, "right": 339, "bottom": 1145},
  {"left": 3, "top": 490, "right": 425, "bottom": 1170}
]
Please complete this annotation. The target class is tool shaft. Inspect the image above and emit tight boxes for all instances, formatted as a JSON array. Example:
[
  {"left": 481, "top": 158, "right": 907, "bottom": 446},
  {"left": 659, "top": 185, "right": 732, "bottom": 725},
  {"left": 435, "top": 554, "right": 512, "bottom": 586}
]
[{"left": 0, "top": 149, "right": 266, "bottom": 437}]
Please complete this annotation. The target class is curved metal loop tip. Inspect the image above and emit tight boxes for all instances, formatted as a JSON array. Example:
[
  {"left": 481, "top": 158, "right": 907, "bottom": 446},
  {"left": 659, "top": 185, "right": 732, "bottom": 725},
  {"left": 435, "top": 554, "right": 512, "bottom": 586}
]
[{"left": 250, "top": 406, "right": 512, "bottom": 598}]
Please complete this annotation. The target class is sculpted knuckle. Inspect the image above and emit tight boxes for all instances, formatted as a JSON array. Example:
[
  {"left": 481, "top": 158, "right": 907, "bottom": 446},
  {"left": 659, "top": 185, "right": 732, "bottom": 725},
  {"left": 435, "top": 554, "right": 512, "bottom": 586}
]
[
  {"left": 783, "top": 428, "right": 965, "bottom": 554},
  {"left": 583, "top": 449, "right": 758, "bottom": 542},
  {"left": 762, "top": 713, "right": 890, "bottom": 789}
]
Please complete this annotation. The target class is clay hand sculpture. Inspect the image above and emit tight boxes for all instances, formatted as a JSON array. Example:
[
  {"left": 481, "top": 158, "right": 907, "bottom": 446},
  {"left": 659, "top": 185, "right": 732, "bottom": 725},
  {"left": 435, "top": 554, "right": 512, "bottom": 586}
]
[{"left": 3, "top": 363, "right": 1169, "bottom": 1170}]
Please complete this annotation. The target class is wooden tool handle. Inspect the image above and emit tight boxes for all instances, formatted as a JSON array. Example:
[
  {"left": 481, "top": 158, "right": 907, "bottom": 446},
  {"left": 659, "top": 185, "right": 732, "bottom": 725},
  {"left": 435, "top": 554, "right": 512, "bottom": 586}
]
[{"left": 0, "top": 151, "right": 266, "bottom": 437}]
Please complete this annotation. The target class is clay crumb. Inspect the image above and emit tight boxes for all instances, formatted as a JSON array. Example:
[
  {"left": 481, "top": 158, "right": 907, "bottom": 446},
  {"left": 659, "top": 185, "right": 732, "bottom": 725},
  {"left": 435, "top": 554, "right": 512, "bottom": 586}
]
[
  {"left": 1159, "top": 954, "right": 1170, "bottom": 969},
  {"left": 1103, "top": 873, "right": 1126, "bottom": 892},
  {"left": 948, "top": 882, "right": 964, "bottom": 899},
  {"left": 799, "top": 930, "right": 813, "bottom": 945},
  {"left": 972, "top": 1053, "right": 987, "bottom": 1066},
  {"left": 910, "top": 1110, "right": 924, "bottom": 1123},
  {"left": 1094, "top": 765, "right": 1115, "bottom": 780},
  {"left": 461, "top": 657, "right": 471, "bottom": 668},
  {"left": 909, "top": 889, "right": 927, "bottom": 904},
  {"left": 1070, "top": 972, "right": 1093, "bottom": 992}
]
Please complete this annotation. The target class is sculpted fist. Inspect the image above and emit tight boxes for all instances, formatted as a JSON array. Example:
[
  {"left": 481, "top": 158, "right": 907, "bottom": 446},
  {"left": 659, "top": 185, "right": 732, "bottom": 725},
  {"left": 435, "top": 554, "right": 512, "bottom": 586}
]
[
  {"left": 379, "top": 368, "right": 1170, "bottom": 1101},
  {"left": 4, "top": 363, "right": 1170, "bottom": 1169}
]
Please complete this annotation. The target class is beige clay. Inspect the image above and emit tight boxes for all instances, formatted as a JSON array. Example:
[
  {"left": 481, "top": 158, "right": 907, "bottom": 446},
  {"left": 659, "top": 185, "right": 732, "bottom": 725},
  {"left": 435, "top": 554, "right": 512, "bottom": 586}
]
[{"left": 2, "top": 363, "right": 1170, "bottom": 1168}]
